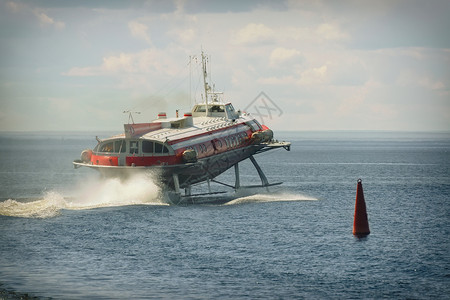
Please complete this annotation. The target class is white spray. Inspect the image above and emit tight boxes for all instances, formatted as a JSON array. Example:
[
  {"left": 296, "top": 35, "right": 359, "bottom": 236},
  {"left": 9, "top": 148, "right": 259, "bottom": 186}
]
[{"left": 0, "top": 173, "right": 165, "bottom": 218}]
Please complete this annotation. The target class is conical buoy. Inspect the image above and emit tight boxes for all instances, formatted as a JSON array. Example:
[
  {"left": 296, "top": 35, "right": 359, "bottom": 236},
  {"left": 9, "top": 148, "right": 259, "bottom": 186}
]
[{"left": 353, "top": 179, "right": 370, "bottom": 237}]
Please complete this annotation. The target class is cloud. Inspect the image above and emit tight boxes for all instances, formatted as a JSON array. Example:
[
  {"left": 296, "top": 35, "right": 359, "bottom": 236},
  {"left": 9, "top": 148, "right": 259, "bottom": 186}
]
[
  {"left": 257, "top": 64, "right": 330, "bottom": 87},
  {"left": 6, "top": 1, "right": 65, "bottom": 30},
  {"left": 128, "top": 21, "right": 151, "bottom": 44},
  {"left": 328, "top": 57, "right": 369, "bottom": 86},
  {"left": 396, "top": 69, "right": 447, "bottom": 91},
  {"left": 298, "top": 65, "right": 328, "bottom": 85},
  {"left": 418, "top": 78, "right": 445, "bottom": 91},
  {"left": 48, "top": 98, "right": 74, "bottom": 113},
  {"left": 269, "top": 47, "right": 303, "bottom": 67},
  {"left": 315, "top": 23, "right": 349, "bottom": 41},
  {"left": 276, "top": 23, "right": 349, "bottom": 46},
  {"left": 34, "top": 10, "right": 65, "bottom": 30},
  {"left": 168, "top": 27, "right": 196, "bottom": 44},
  {"left": 257, "top": 75, "right": 297, "bottom": 86},
  {"left": 231, "top": 23, "right": 275, "bottom": 45},
  {"left": 6, "top": 1, "right": 66, "bottom": 30},
  {"left": 63, "top": 48, "right": 184, "bottom": 92},
  {"left": 6, "top": 1, "right": 24, "bottom": 13},
  {"left": 335, "top": 86, "right": 368, "bottom": 117}
]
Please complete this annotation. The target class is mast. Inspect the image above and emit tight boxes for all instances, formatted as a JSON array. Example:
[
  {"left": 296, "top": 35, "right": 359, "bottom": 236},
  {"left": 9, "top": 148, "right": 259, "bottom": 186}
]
[{"left": 201, "top": 51, "right": 209, "bottom": 117}]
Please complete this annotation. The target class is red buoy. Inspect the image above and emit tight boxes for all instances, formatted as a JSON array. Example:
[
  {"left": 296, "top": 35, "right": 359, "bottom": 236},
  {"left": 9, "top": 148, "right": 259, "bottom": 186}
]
[{"left": 353, "top": 179, "right": 370, "bottom": 237}]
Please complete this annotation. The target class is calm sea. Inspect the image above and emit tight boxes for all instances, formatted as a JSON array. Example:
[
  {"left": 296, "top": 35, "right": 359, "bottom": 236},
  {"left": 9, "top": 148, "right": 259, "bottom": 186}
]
[{"left": 0, "top": 131, "right": 449, "bottom": 299}]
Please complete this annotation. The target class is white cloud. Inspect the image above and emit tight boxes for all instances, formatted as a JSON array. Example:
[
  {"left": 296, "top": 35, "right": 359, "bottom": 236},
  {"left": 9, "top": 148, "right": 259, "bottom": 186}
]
[
  {"left": 63, "top": 66, "right": 100, "bottom": 77},
  {"left": 128, "top": 21, "right": 151, "bottom": 44},
  {"left": 397, "top": 69, "right": 447, "bottom": 91},
  {"left": 63, "top": 48, "right": 188, "bottom": 94},
  {"left": 6, "top": 1, "right": 24, "bottom": 13},
  {"left": 335, "top": 86, "right": 367, "bottom": 117},
  {"left": 418, "top": 78, "right": 445, "bottom": 91},
  {"left": 6, "top": 1, "right": 65, "bottom": 30},
  {"left": 269, "top": 47, "right": 302, "bottom": 67},
  {"left": 315, "top": 23, "right": 349, "bottom": 41},
  {"left": 374, "top": 48, "right": 426, "bottom": 60},
  {"left": 257, "top": 75, "right": 297, "bottom": 86},
  {"left": 257, "top": 64, "right": 330, "bottom": 87},
  {"left": 298, "top": 65, "right": 328, "bottom": 85},
  {"left": 103, "top": 53, "right": 135, "bottom": 73},
  {"left": 168, "top": 27, "right": 196, "bottom": 44},
  {"left": 231, "top": 23, "right": 275, "bottom": 45},
  {"left": 34, "top": 10, "right": 65, "bottom": 30},
  {"left": 48, "top": 98, "right": 73, "bottom": 113}
]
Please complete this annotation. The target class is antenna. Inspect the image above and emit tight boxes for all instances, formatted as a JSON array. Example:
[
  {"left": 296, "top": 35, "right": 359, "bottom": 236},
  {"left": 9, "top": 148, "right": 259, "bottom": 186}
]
[
  {"left": 201, "top": 51, "right": 210, "bottom": 117},
  {"left": 123, "top": 110, "right": 141, "bottom": 124},
  {"left": 189, "top": 55, "right": 192, "bottom": 107}
]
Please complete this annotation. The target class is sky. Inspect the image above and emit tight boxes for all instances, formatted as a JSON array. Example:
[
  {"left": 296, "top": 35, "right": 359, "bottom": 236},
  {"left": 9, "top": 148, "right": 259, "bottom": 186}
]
[{"left": 0, "top": 0, "right": 449, "bottom": 132}]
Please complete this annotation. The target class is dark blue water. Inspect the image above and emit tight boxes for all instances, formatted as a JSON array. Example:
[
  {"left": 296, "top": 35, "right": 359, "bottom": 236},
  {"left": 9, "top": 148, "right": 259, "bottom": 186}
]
[{"left": 1, "top": 131, "right": 449, "bottom": 299}]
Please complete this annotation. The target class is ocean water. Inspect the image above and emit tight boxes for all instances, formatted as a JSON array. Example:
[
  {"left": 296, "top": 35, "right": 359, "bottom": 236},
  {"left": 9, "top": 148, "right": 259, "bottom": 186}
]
[{"left": 0, "top": 131, "right": 449, "bottom": 299}]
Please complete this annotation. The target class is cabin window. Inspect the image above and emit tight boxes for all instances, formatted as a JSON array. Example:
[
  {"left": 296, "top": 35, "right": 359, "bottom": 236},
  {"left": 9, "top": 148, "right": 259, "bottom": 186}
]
[
  {"left": 143, "top": 141, "right": 169, "bottom": 154},
  {"left": 253, "top": 120, "right": 263, "bottom": 130},
  {"left": 130, "top": 141, "right": 139, "bottom": 154},
  {"left": 248, "top": 120, "right": 262, "bottom": 131},
  {"left": 225, "top": 103, "right": 239, "bottom": 120},
  {"left": 211, "top": 105, "right": 225, "bottom": 112},
  {"left": 155, "top": 142, "right": 169, "bottom": 154},
  {"left": 114, "top": 140, "right": 126, "bottom": 153},
  {"left": 155, "top": 142, "right": 164, "bottom": 153},
  {"left": 100, "top": 142, "right": 113, "bottom": 153},
  {"left": 142, "top": 141, "right": 154, "bottom": 153},
  {"left": 194, "top": 105, "right": 207, "bottom": 112}
]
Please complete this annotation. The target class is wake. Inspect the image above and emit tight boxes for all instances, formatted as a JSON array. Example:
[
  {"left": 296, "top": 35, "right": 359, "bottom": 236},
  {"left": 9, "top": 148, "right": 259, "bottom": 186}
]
[
  {"left": 224, "top": 190, "right": 318, "bottom": 205},
  {"left": 0, "top": 173, "right": 166, "bottom": 218},
  {"left": 0, "top": 174, "right": 318, "bottom": 218}
]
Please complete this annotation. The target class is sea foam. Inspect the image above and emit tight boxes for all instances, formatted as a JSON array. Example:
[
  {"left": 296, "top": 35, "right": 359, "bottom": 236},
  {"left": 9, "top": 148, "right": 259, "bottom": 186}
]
[
  {"left": 0, "top": 173, "right": 166, "bottom": 218},
  {"left": 224, "top": 191, "right": 318, "bottom": 205}
]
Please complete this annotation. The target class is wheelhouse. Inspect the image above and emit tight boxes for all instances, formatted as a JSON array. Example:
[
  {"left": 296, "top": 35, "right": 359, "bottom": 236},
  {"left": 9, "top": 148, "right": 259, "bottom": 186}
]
[
  {"left": 192, "top": 104, "right": 226, "bottom": 117},
  {"left": 191, "top": 102, "right": 240, "bottom": 120}
]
